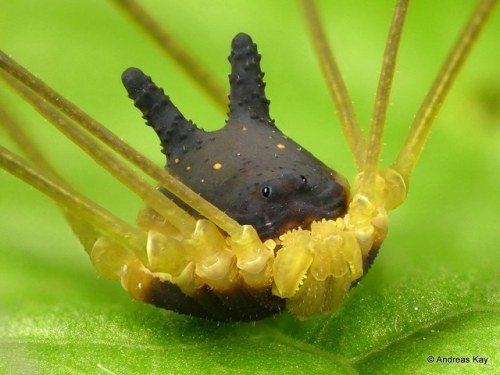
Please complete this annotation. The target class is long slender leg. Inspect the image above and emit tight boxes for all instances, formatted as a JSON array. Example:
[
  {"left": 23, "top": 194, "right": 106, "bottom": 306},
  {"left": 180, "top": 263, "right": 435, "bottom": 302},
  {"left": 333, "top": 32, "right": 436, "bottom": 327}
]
[
  {"left": 0, "top": 145, "right": 148, "bottom": 262},
  {"left": 110, "top": 0, "right": 227, "bottom": 110},
  {"left": 0, "top": 52, "right": 242, "bottom": 237},
  {"left": 0, "top": 101, "right": 103, "bottom": 249},
  {"left": 2, "top": 72, "right": 197, "bottom": 236},
  {"left": 302, "top": 0, "right": 366, "bottom": 171},
  {"left": 392, "top": 0, "right": 497, "bottom": 183},
  {"left": 358, "top": 0, "right": 409, "bottom": 198},
  {"left": 0, "top": 104, "right": 58, "bottom": 176}
]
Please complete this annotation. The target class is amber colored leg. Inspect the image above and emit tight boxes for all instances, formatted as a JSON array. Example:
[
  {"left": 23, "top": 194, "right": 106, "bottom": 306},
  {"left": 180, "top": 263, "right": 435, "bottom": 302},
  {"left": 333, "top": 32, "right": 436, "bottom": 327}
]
[
  {"left": 0, "top": 145, "right": 148, "bottom": 262},
  {"left": 0, "top": 51, "right": 243, "bottom": 237},
  {"left": 302, "top": 0, "right": 366, "bottom": 171},
  {"left": 392, "top": 0, "right": 497, "bottom": 184},
  {"left": 358, "top": 0, "right": 409, "bottom": 200},
  {"left": 110, "top": 0, "right": 227, "bottom": 110}
]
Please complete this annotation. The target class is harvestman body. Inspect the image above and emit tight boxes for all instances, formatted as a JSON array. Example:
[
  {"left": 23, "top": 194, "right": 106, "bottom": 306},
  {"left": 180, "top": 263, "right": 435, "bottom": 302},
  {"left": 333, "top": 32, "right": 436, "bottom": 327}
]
[{"left": 0, "top": 0, "right": 496, "bottom": 320}]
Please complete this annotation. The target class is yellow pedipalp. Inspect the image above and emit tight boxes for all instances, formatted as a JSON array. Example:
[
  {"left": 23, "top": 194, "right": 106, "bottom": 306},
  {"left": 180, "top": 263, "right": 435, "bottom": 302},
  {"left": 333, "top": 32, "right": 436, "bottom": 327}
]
[
  {"left": 91, "top": 237, "right": 135, "bottom": 280},
  {"left": 273, "top": 229, "right": 314, "bottom": 298},
  {"left": 228, "top": 225, "right": 275, "bottom": 288},
  {"left": 146, "top": 230, "right": 186, "bottom": 276}
]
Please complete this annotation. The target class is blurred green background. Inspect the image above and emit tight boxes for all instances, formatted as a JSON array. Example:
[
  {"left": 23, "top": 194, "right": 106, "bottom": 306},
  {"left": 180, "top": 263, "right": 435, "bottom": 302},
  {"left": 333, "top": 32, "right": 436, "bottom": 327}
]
[{"left": 0, "top": 1, "right": 499, "bottom": 373}]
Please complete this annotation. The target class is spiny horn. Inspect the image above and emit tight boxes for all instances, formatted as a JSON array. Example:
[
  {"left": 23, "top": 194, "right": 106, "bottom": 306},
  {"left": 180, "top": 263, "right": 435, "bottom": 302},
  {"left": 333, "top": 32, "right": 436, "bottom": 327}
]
[
  {"left": 227, "top": 33, "right": 274, "bottom": 126},
  {"left": 122, "top": 67, "right": 203, "bottom": 157}
]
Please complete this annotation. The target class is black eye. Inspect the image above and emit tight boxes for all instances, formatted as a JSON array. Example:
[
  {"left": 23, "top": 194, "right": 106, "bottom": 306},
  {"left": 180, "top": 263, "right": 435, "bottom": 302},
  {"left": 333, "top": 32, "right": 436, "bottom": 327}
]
[
  {"left": 261, "top": 186, "right": 271, "bottom": 198},
  {"left": 300, "top": 175, "right": 307, "bottom": 184}
]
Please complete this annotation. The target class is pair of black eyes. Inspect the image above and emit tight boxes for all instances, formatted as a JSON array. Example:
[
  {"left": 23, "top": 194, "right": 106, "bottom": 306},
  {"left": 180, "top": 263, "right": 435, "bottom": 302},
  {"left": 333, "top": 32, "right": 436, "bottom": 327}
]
[{"left": 261, "top": 175, "right": 308, "bottom": 198}]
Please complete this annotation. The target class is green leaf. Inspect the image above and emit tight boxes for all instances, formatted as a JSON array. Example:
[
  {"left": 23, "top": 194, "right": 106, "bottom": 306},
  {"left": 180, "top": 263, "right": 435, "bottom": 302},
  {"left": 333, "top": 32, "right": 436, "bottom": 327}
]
[{"left": 1, "top": 1, "right": 499, "bottom": 374}]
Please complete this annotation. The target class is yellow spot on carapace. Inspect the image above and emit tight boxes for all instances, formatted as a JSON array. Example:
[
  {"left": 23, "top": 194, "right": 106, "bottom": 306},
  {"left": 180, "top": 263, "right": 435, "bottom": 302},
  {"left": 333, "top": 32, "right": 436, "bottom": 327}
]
[
  {"left": 174, "top": 158, "right": 180, "bottom": 164},
  {"left": 276, "top": 143, "right": 285, "bottom": 149},
  {"left": 242, "top": 127, "right": 247, "bottom": 131},
  {"left": 213, "top": 162, "right": 222, "bottom": 170},
  {"left": 185, "top": 166, "right": 191, "bottom": 171}
]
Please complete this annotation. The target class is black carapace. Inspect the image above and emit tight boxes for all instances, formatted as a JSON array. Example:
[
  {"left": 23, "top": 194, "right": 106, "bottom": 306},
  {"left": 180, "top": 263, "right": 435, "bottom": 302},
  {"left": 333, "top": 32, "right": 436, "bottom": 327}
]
[{"left": 122, "top": 33, "right": 349, "bottom": 240}]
